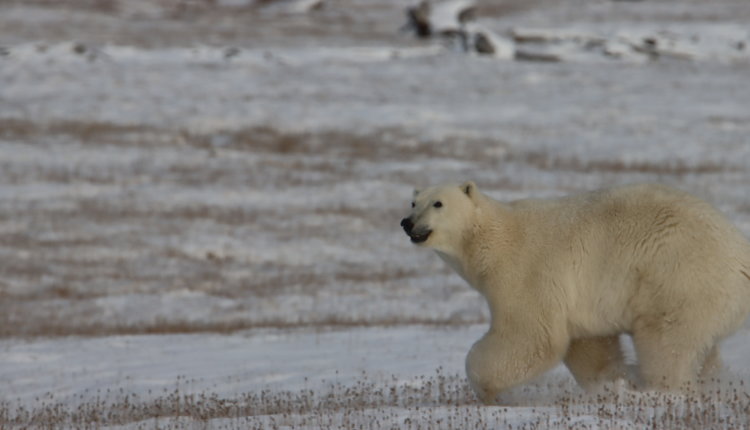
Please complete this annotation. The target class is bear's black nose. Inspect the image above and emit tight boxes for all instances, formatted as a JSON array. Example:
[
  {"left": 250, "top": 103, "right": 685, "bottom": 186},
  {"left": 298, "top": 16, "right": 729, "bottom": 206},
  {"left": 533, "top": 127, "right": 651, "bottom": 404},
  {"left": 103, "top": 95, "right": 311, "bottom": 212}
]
[{"left": 400, "top": 217, "right": 413, "bottom": 234}]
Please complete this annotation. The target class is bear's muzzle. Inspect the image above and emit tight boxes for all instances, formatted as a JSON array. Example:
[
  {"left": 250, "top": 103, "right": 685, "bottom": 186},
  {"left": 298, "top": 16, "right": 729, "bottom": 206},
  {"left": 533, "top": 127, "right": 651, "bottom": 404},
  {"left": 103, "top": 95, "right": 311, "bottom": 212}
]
[
  {"left": 400, "top": 217, "right": 414, "bottom": 234},
  {"left": 400, "top": 217, "right": 431, "bottom": 243}
]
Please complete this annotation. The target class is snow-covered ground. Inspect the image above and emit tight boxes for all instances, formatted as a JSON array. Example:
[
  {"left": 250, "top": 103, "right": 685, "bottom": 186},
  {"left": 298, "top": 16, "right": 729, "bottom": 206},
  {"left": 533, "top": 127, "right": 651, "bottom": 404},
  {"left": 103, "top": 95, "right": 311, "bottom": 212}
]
[
  {"left": 1, "top": 0, "right": 749, "bottom": 428},
  {"left": 3, "top": 326, "right": 750, "bottom": 428}
]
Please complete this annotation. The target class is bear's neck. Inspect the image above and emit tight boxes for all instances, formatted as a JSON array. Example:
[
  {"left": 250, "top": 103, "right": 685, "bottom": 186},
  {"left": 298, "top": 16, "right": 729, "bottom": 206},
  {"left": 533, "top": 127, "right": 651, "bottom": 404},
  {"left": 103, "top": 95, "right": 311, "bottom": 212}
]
[
  {"left": 444, "top": 196, "right": 518, "bottom": 293},
  {"left": 446, "top": 196, "right": 521, "bottom": 311}
]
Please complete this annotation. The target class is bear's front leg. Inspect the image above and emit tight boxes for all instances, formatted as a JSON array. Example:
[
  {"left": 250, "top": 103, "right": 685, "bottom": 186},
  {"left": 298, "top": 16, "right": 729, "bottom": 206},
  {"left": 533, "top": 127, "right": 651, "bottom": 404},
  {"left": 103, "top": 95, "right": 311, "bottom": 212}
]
[{"left": 465, "top": 330, "right": 569, "bottom": 404}]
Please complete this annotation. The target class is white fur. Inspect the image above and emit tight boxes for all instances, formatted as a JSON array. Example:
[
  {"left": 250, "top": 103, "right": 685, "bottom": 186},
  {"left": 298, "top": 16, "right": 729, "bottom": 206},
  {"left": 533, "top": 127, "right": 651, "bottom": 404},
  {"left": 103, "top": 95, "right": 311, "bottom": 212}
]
[{"left": 404, "top": 182, "right": 750, "bottom": 404}]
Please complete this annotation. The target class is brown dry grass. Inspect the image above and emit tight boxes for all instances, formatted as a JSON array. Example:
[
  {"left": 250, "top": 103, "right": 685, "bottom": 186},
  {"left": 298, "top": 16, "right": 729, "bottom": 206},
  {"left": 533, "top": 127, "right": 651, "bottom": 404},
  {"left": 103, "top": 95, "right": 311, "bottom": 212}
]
[
  {"left": 517, "top": 151, "right": 740, "bottom": 175},
  {"left": 0, "top": 0, "right": 119, "bottom": 12},
  {"left": 3, "top": 369, "right": 749, "bottom": 429},
  {"left": 0, "top": 310, "right": 484, "bottom": 338},
  {"left": 2, "top": 369, "right": 475, "bottom": 429},
  {"left": 0, "top": 118, "right": 156, "bottom": 141},
  {"left": 477, "top": 0, "right": 547, "bottom": 19},
  {"left": 0, "top": 0, "right": 404, "bottom": 48},
  {"left": 0, "top": 118, "right": 450, "bottom": 160},
  {"left": 8, "top": 118, "right": 737, "bottom": 177}
]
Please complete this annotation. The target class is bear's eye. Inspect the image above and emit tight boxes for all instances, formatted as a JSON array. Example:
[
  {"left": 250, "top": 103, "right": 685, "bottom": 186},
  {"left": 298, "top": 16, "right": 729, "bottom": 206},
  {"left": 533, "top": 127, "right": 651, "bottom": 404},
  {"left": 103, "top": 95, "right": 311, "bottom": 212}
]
[
  {"left": 433, "top": 201, "right": 443, "bottom": 208},
  {"left": 411, "top": 202, "right": 415, "bottom": 208}
]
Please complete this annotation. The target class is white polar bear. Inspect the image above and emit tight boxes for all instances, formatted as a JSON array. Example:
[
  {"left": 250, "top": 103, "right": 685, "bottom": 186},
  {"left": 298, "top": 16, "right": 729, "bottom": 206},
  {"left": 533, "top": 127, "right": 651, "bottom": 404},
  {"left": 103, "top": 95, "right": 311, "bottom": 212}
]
[{"left": 400, "top": 182, "right": 750, "bottom": 403}]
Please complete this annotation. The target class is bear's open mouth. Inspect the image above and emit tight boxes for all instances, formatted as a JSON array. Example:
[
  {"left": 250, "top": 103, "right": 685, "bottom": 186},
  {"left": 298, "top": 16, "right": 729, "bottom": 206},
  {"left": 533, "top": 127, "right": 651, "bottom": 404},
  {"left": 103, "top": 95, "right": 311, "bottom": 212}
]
[{"left": 409, "top": 230, "right": 431, "bottom": 244}]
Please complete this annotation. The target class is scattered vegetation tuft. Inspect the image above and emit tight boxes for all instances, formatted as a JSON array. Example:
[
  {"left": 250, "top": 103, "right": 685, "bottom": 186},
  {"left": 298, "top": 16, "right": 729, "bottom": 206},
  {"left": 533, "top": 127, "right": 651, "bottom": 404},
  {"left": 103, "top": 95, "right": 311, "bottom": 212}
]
[{"left": 3, "top": 370, "right": 749, "bottom": 429}]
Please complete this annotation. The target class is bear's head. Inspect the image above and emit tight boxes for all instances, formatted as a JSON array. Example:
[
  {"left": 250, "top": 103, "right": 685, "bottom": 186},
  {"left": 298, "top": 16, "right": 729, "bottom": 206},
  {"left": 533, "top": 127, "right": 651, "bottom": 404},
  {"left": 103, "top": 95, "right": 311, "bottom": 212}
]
[{"left": 400, "top": 181, "right": 478, "bottom": 253}]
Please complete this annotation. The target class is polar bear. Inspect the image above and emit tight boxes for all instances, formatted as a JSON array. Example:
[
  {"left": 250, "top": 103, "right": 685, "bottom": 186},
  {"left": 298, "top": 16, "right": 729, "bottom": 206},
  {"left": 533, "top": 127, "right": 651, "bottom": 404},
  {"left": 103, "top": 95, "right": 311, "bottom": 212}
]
[{"left": 400, "top": 182, "right": 750, "bottom": 403}]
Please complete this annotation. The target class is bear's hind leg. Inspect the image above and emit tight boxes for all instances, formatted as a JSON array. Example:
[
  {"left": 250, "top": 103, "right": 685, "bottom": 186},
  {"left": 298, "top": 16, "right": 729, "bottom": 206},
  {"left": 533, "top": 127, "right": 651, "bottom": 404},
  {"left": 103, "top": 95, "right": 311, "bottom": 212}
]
[
  {"left": 632, "top": 323, "right": 706, "bottom": 391},
  {"left": 564, "top": 335, "right": 626, "bottom": 390},
  {"left": 699, "top": 344, "right": 722, "bottom": 382}
]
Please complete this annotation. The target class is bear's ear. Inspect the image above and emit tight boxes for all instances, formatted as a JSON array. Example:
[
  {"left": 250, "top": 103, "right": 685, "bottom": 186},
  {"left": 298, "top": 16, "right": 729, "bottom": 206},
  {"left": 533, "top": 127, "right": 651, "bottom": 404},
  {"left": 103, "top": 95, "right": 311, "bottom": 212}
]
[
  {"left": 413, "top": 189, "right": 421, "bottom": 198},
  {"left": 461, "top": 181, "right": 477, "bottom": 200}
]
